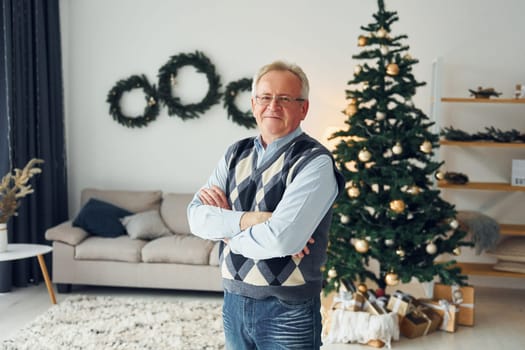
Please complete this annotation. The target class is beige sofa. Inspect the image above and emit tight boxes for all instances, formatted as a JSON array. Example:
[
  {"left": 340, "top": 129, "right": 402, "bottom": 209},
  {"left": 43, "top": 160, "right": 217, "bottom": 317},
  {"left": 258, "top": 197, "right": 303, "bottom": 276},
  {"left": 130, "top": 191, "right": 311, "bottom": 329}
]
[{"left": 45, "top": 188, "right": 222, "bottom": 293}]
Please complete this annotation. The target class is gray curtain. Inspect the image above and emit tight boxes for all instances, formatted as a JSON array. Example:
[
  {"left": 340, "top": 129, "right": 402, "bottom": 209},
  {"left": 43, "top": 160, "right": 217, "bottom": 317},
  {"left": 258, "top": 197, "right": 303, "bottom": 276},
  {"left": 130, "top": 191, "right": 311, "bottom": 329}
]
[{"left": 1, "top": 0, "right": 68, "bottom": 288}]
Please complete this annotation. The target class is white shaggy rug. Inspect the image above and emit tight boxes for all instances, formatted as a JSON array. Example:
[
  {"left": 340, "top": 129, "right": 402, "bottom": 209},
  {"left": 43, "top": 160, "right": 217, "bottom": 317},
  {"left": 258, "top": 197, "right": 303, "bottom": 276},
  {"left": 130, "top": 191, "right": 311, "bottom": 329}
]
[{"left": 1, "top": 295, "right": 224, "bottom": 350}]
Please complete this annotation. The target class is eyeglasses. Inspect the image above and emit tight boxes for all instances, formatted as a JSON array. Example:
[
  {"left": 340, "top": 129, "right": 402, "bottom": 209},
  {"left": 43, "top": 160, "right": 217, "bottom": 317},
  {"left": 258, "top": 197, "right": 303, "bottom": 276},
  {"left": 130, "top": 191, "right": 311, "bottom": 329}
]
[{"left": 255, "top": 95, "right": 306, "bottom": 107}]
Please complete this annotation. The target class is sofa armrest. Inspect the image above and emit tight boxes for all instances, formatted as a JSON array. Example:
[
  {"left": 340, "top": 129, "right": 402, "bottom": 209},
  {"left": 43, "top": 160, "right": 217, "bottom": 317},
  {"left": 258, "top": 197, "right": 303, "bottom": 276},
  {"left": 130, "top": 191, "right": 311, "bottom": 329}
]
[{"left": 45, "top": 220, "right": 89, "bottom": 246}]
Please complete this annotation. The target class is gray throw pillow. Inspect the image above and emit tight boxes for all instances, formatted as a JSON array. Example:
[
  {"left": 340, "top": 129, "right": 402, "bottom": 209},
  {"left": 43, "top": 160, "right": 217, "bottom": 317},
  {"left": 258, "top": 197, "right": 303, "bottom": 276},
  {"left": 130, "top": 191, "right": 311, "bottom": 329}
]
[{"left": 120, "top": 210, "right": 172, "bottom": 240}]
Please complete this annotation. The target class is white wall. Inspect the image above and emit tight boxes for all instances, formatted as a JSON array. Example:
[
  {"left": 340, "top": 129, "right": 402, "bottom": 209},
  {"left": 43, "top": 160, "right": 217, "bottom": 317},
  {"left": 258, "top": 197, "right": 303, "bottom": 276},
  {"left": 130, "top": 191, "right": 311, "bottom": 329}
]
[{"left": 60, "top": 0, "right": 525, "bottom": 287}]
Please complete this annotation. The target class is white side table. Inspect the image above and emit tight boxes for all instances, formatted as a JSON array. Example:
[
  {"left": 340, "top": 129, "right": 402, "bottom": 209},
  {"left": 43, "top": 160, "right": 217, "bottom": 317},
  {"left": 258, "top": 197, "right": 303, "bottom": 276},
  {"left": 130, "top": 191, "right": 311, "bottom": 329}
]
[{"left": 0, "top": 244, "right": 56, "bottom": 304}]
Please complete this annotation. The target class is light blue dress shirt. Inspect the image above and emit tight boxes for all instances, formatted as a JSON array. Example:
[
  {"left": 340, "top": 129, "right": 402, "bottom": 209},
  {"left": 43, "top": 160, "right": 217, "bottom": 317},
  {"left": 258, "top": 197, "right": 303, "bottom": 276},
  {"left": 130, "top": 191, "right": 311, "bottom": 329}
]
[{"left": 187, "top": 127, "right": 339, "bottom": 260}]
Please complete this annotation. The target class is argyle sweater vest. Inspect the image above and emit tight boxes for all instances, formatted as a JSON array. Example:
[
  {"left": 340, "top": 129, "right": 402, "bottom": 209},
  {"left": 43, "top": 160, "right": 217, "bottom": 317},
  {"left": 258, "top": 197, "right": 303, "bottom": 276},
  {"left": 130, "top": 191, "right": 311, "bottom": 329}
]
[{"left": 219, "top": 133, "right": 344, "bottom": 301}]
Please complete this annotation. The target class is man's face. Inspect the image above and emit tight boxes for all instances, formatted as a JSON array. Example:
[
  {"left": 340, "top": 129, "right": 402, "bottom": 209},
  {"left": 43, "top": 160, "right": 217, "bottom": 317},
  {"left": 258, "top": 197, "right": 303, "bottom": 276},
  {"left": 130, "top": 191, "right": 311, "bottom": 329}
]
[{"left": 251, "top": 70, "right": 309, "bottom": 146}]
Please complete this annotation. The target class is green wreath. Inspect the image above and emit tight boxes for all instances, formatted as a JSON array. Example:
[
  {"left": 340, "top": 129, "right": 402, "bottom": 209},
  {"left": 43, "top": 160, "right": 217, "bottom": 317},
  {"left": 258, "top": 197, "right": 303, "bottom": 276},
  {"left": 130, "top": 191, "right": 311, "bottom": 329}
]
[
  {"left": 107, "top": 74, "right": 159, "bottom": 128},
  {"left": 223, "top": 78, "right": 256, "bottom": 129},
  {"left": 158, "top": 51, "right": 222, "bottom": 120}
]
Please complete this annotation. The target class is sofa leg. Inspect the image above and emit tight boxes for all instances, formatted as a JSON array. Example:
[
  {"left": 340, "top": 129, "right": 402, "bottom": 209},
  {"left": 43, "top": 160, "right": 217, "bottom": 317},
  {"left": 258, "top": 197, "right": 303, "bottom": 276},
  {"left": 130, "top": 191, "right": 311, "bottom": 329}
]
[{"left": 56, "top": 283, "right": 72, "bottom": 293}]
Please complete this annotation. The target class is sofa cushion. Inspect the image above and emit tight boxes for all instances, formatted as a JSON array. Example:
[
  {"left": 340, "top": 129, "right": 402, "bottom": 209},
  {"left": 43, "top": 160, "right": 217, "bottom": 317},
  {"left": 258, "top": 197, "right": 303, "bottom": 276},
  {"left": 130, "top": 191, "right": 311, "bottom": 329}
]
[
  {"left": 209, "top": 242, "right": 220, "bottom": 266},
  {"left": 121, "top": 210, "right": 172, "bottom": 240},
  {"left": 81, "top": 188, "right": 162, "bottom": 213},
  {"left": 75, "top": 235, "right": 147, "bottom": 263},
  {"left": 142, "top": 235, "right": 215, "bottom": 265},
  {"left": 161, "top": 193, "right": 194, "bottom": 234},
  {"left": 45, "top": 221, "right": 89, "bottom": 246},
  {"left": 73, "top": 198, "right": 132, "bottom": 237}
]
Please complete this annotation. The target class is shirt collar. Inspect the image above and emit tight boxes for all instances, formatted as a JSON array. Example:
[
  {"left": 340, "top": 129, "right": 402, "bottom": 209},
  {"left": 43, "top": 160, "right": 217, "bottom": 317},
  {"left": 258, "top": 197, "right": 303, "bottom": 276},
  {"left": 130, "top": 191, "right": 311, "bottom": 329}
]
[{"left": 254, "top": 127, "right": 303, "bottom": 152}]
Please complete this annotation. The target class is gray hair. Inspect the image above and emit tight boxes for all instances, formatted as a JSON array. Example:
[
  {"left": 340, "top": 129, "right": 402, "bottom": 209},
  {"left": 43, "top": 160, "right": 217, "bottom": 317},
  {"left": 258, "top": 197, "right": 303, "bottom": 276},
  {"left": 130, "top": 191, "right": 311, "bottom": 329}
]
[{"left": 251, "top": 61, "right": 309, "bottom": 99}]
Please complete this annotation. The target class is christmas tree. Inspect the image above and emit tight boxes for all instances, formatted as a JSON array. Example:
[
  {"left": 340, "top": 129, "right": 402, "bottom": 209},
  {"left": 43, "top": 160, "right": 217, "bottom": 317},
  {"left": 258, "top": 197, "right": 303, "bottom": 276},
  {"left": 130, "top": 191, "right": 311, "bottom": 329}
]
[{"left": 324, "top": 0, "right": 470, "bottom": 293}]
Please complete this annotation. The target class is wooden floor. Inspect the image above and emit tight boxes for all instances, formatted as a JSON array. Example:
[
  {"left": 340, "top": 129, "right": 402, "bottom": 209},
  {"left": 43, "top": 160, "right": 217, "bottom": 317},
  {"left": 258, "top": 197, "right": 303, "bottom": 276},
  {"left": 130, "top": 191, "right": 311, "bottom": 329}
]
[{"left": 0, "top": 284, "right": 524, "bottom": 349}]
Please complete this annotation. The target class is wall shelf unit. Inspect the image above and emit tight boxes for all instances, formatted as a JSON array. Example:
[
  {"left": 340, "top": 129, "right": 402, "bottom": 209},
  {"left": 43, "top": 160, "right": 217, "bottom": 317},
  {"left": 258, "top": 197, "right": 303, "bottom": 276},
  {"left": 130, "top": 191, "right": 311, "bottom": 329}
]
[{"left": 431, "top": 58, "right": 525, "bottom": 279}]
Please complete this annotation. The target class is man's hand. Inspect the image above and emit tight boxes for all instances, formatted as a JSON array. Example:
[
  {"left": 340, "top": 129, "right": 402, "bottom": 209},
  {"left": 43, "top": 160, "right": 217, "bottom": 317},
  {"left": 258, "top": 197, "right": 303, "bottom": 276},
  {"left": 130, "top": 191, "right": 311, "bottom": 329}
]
[
  {"left": 199, "top": 185, "right": 231, "bottom": 209},
  {"left": 293, "top": 237, "right": 315, "bottom": 258}
]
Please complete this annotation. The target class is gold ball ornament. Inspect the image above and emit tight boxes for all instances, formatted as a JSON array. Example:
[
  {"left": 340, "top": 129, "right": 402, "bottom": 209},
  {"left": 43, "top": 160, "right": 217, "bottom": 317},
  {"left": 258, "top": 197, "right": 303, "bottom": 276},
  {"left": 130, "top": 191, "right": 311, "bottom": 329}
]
[
  {"left": 148, "top": 97, "right": 156, "bottom": 106},
  {"left": 396, "top": 248, "right": 406, "bottom": 257},
  {"left": 389, "top": 199, "right": 406, "bottom": 213},
  {"left": 453, "top": 247, "right": 462, "bottom": 256},
  {"left": 419, "top": 140, "right": 433, "bottom": 153},
  {"left": 358, "top": 35, "right": 368, "bottom": 46},
  {"left": 354, "top": 239, "right": 369, "bottom": 253},
  {"left": 407, "top": 185, "right": 421, "bottom": 195},
  {"left": 327, "top": 268, "right": 338, "bottom": 279},
  {"left": 385, "top": 272, "right": 399, "bottom": 286},
  {"left": 435, "top": 171, "right": 445, "bottom": 181},
  {"left": 347, "top": 186, "right": 360, "bottom": 198},
  {"left": 357, "top": 283, "right": 368, "bottom": 293},
  {"left": 345, "top": 161, "right": 358, "bottom": 172},
  {"left": 449, "top": 219, "right": 459, "bottom": 229},
  {"left": 392, "top": 142, "right": 403, "bottom": 155},
  {"left": 386, "top": 63, "right": 400, "bottom": 76},
  {"left": 376, "top": 28, "right": 388, "bottom": 38},
  {"left": 340, "top": 215, "right": 350, "bottom": 224},
  {"left": 376, "top": 111, "right": 386, "bottom": 120},
  {"left": 380, "top": 45, "right": 389, "bottom": 55},
  {"left": 426, "top": 242, "right": 437, "bottom": 255},
  {"left": 385, "top": 239, "right": 394, "bottom": 246},
  {"left": 345, "top": 103, "right": 358, "bottom": 117},
  {"left": 358, "top": 149, "right": 372, "bottom": 162},
  {"left": 354, "top": 65, "right": 363, "bottom": 75}
]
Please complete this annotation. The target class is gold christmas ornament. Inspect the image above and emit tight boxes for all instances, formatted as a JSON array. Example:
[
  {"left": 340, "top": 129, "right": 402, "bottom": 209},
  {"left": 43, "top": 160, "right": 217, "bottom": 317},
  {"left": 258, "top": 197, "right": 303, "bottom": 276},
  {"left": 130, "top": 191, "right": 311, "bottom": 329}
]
[
  {"left": 357, "top": 283, "right": 368, "bottom": 293},
  {"left": 365, "top": 162, "right": 376, "bottom": 169},
  {"left": 345, "top": 161, "right": 358, "bottom": 172},
  {"left": 340, "top": 215, "right": 350, "bottom": 224},
  {"left": 354, "top": 239, "right": 369, "bottom": 253},
  {"left": 449, "top": 219, "right": 459, "bottom": 229},
  {"left": 371, "top": 184, "right": 380, "bottom": 193},
  {"left": 385, "top": 272, "right": 399, "bottom": 286},
  {"left": 380, "top": 46, "right": 389, "bottom": 55},
  {"left": 386, "top": 63, "right": 400, "bottom": 76},
  {"left": 426, "top": 242, "right": 437, "bottom": 255},
  {"left": 435, "top": 171, "right": 445, "bottom": 181},
  {"left": 385, "top": 239, "right": 394, "bottom": 246},
  {"left": 453, "top": 247, "right": 462, "bottom": 256},
  {"left": 328, "top": 268, "right": 338, "bottom": 279},
  {"left": 396, "top": 248, "right": 406, "bottom": 257},
  {"left": 358, "top": 35, "right": 368, "bottom": 46},
  {"left": 403, "top": 53, "right": 413, "bottom": 61},
  {"left": 389, "top": 199, "right": 406, "bottom": 213},
  {"left": 358, "top": 149, "right": 372, "bottom": 162},
  {"left": 419, "top": 140, "right": 432, "bottom": 153},
  {"left": 376, "top": 28, "right": 388, "bottom": 38},
  {"left": 407, "top": 185, "right": 421, "bottom": 195},
  {"left": 347, "top": 186, "right": 360, "bottom": 198},
  {"left": 392, "top": 142, "right": 403, "bottom": 155},
  {"left": 354, "top": 65, "right": 363, "bottom": 75},
  {"left": 345, "top": 103, "right": 358, "bottom": 117},
  {"left": 376, "top": 111, "right": 386, "bottom": 120},
  {"left": 148, "top": 97, "right": 156, "bottom": 106}
]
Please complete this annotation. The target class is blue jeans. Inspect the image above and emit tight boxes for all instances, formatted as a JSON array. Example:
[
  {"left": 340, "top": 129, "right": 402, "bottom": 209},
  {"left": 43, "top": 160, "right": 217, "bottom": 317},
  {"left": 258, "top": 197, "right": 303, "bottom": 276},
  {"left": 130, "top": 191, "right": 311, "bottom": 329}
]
[{"left": 222, "top": 291, "right": 322, "bottom": 350}]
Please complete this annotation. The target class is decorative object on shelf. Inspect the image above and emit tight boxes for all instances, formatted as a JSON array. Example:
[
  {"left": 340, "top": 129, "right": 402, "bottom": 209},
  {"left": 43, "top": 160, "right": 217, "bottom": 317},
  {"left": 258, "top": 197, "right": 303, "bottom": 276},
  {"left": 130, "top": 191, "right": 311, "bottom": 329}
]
[
  {"left": 442, "top": 171, "right": 469, "bottom": 185},
  {"left": 107, "top": 74, "right": 159, "bottom": 128},
  {"left": 223, "top": 78, "right": 255, "bottom": 129},
  {"left": 0, "top": 158, "right": 44, "bottom": 252},
  {"left": 158, "top": 51, "right": 222, "bottom": 120},
  {"left": 511, "top": 159, "right": 525, "bottom": 186},
  {"left": 514, "top": 84, "right": 525, "bottom": 99},
  {"left": 468, "top": 86, "right": 502, "bottom": 99},
  {"left": 441, "top": 126, "right": 525, "bottom": 143}
]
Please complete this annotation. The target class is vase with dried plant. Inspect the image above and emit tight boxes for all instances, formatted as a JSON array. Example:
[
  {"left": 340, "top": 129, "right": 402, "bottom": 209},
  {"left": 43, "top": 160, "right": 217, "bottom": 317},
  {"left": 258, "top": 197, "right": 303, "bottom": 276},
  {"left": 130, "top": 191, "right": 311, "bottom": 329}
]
[{"left": 0, "top": 158, "right": 44, "bottom": 252}]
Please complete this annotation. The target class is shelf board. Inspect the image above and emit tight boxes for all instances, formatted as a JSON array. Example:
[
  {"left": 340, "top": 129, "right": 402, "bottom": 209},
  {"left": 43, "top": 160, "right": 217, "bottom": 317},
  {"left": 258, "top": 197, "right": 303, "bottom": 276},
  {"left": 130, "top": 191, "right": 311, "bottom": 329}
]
[
  {"left": 456, "top": 262, "right": 525, "bottom": 278},
  {"left": 500, "top": 224, "right": 525, "bottom": 236},
  {"left": 438, "top": 181, "right": 525, "bottom": 191},
  {"left": 440, "top": 140, "right": 525, "bottom": 148},
  {"left": 441, "top": 97, "right": 525, "bottom": 104}
]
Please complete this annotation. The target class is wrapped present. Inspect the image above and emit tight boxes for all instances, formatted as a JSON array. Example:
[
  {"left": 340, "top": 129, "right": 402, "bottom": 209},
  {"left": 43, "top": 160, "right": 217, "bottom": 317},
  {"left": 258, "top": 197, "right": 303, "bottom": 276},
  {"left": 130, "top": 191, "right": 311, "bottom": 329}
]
[
  {"left": 331, "top": 290, "right": 364, "bottom": 312},
  {"left": 387, "top": 290, "right": 416, "bottom": 316},
  {"left": 433, "top": 283, "right": 475, "bottom": 326},
  {"left": 323, "top": 310, "right": 400, "bottom": 349},
  {"left": 419, "top": 299, "right": 458, "bottom": 333},
  {"left": 363, "top": 291, "right": 389, "bottom": 315},
  {"left": 400, "top": 304, "right": 442, "bottom": 338}
]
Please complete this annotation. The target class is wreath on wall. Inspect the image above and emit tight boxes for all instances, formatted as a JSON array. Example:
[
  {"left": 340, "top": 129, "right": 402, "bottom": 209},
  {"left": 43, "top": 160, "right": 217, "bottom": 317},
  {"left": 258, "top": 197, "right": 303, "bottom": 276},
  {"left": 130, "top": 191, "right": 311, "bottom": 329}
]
[
  {"left": 223, "top": 78, "right": 256, "bottom": 129},
  {"left": 157, "top": 51, "right": 222, "bottom": 120},
  {"left": 106, "top": 74, "right": 160, "bottom": 128}
]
